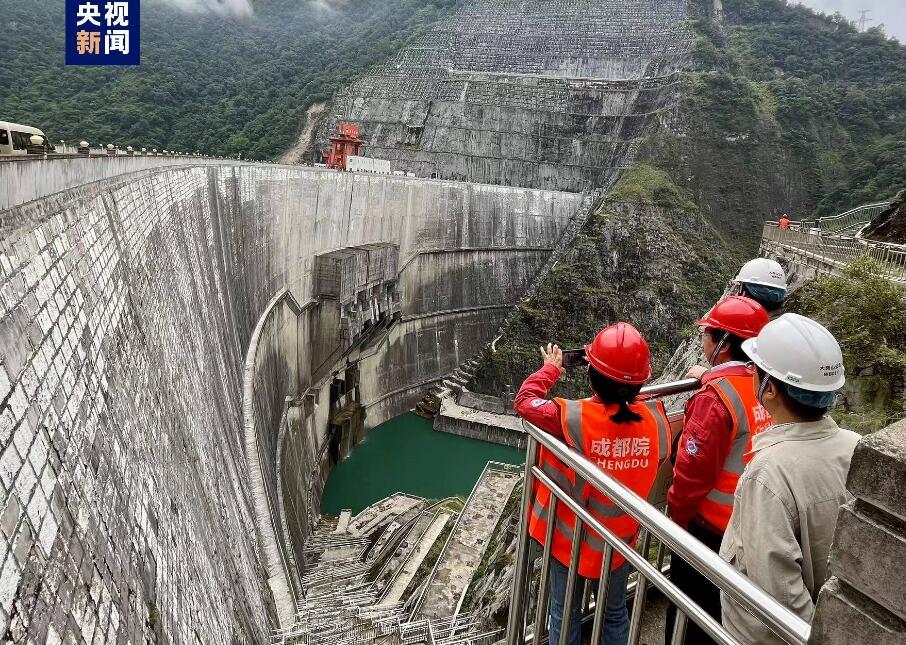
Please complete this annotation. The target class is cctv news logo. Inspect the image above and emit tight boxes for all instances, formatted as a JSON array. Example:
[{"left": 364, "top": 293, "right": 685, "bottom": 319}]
[{"left": 66, "top": 0, "right": 140, "bottom": 66}]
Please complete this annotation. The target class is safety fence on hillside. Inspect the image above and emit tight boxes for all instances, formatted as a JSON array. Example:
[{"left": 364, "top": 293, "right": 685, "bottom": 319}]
[
  {"left": 812, "top": 201, "right": 891, "bottom": 235},
  {"left": 505, "top": 378, "right": 812, "bottom": 645},
  {"left": 761, "top": 221, "right": 906, "bottom": 284},
  {"left": 790, "top": 201, "right": 891, "bottom": 236}
]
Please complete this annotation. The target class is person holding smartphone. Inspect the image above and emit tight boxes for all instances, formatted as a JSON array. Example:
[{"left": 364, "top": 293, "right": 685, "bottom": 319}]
[{"left": 514, "top": 323, "right": 673, "bottom": 645}]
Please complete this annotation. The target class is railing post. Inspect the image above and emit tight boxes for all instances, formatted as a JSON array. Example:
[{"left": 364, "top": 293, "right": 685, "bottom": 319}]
[
  {"left": 506, "top": 435, "right": 538, "bottom": 645},
  {"left": 627, "top": 529, "right": 652, "bottom": 644},
  {"left": 559, "top": 518, "right": 585, "bottom": 645},
  {"left": 532, "top": 496, "right": 559, "bottom": 644}
]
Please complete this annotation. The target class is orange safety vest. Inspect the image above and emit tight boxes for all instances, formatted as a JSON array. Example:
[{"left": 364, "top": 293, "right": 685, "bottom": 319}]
[
  {"left": 528, "top": 398, "right": 672, "bottom": 578},
  {"left": 696, "top": 374, "right": 773, "bottom": 531}
]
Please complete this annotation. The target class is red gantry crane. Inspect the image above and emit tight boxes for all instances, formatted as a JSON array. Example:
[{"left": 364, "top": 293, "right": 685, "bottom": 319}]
[{"left": 323, "top": 123, "right": 363, "bottom": 171}]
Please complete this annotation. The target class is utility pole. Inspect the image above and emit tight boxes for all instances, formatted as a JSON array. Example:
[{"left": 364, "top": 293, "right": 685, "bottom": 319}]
[{"left": 857, "top": 9, "right": 873, "bottom": 32}]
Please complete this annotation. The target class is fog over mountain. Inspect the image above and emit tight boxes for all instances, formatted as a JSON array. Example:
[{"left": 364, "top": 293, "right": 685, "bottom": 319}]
[
  {"left": 797, "top": 0, "right": 905, "bottom": 41},
  {"left": 154, "top": 0, "right": 253, "bottom": 16}
]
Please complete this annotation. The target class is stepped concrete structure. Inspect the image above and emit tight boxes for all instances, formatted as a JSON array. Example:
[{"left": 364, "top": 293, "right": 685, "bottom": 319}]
[
  {"left": 415, "top": 463, "right": 521, "bottom": 620},
  {"left": 316, "top": 0, "right": 691, "bottom": 192}
]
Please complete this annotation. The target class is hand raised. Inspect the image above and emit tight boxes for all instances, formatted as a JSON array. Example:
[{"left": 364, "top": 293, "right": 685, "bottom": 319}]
[{"left": 540, "top": 343, "right": 563, "bottom": 369}]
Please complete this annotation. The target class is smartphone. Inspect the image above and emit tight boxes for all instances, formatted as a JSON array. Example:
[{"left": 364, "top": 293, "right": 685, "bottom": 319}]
[{"left": 561, "top": 349, "right": 588, "bottom": 369}]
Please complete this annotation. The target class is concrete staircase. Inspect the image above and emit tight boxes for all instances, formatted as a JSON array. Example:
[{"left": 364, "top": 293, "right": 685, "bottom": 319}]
[
  {"left": 381, "top": 510, "right": 455, "bottom": 606},
  {"left": 415, "top": 463, "right": 523, "bottom": 620},
  {"left": 273, "top": 496, "right": 502, "bottom": 645},
  {"left": 413, "top": 356, "right": 486, "bottom": 417}
]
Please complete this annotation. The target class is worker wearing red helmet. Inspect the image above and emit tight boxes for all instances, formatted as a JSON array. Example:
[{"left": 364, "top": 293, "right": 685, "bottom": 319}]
[
  {"left": 664, "top": 296, "right": 772, "bottom": 645},
  {"left": 515, "top": 323, "right": 673, "bottom": 645}
]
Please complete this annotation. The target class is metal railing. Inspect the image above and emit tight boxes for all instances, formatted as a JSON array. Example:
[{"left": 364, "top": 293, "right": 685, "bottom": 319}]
[
  {"left": 761, "top": 222, "right": 906, "bottom": 283},
  {"left": 505, "top": 379, "right": 811, "bottom": 645},
  {"left": 815, "top": 202, "right": 891, "bottom": 235}
]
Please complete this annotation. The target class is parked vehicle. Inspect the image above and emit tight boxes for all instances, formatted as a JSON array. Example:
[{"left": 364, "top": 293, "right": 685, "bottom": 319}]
[{"left": 0, "top": 121, "right": 54, "bottom": 155}]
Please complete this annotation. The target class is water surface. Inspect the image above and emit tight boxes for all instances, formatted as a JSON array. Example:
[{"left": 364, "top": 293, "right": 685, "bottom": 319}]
[{"left": 321, "top": 413, "right": 525, "bottom": 515}]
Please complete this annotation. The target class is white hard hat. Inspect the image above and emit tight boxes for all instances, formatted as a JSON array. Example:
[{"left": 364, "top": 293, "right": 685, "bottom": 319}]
[
  {"left": 742, "top": 313, "right": 844, "bottom": 392},
  {"left": 734, "top": 258, "right": 788, "bottom": 290}
]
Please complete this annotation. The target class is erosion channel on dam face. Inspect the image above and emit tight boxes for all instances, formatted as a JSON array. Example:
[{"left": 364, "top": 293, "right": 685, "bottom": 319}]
[{"left": 321, "top": 413, "right": 524, "bottom": 515}]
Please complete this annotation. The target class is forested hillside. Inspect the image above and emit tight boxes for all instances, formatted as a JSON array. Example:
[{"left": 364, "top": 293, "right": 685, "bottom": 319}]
[
  {"left": 0, "top": 0, "right": 457, "bottom": 159},
  {"left": 658, "top": 0, "right": 906, "bottom": 240}
]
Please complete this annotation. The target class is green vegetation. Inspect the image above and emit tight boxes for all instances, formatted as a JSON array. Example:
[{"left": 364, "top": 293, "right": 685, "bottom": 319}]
[
  {"left": 787, "top": 258, "right": 906, "bottom": 433},
  {"left": 1, "top": 0, "right": 458, "bottom": 160},
  {"left": 638, "top": 0, "right": 906, "bottom": 253},
  {"left": 690, "top": 0, "right": 906, "bottom": 218},
  {"left": 607, "top": 164, "right": 698, "bottom": 212},
  {"left": 473, "top": 0, "right": 906, "bottom": 399},
  {"left": 473, "top": 200, "right": 731, "bottom": 397}
]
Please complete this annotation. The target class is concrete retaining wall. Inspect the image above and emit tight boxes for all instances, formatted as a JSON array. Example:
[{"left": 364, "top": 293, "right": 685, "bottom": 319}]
[
  {"left": 319, "top": 0, "right": 691, "bottom": 192},
  {"left": 434, "top": 398, "right": 526, "bottom": 449},
  {"left": 810, "top": 419, "right": 906, "bottom": 643}
]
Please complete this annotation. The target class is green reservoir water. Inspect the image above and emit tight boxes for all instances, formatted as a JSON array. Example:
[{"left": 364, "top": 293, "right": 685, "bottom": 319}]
[{"left": 321, "top": 413, "right": 525, "bottom": 515}]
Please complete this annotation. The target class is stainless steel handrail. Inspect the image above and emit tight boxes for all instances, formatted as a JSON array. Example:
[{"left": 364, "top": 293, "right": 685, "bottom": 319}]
[
  {"left": 505, "top": 390, "right": 811, "bottom": 645},
  {"left": 639, "top": 378, "right": 700, "bottom": 398},
  {"left": 816, "top": 201, "right": 890, "bottom": 228}
]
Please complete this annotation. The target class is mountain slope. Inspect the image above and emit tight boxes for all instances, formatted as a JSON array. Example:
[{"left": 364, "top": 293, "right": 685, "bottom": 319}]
[
  {"left": 662, "top": 0, "right": 906, "bottom": 239},
  {"left": 473, "top": 0, "right": 906, "bottom": 396},
  {"left": 0, "top": 0, "right": 458, "bottom": 159}
]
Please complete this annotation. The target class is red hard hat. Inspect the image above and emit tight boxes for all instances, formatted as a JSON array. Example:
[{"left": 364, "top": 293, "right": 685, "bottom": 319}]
[
  {"left": 698, "top": 296, "right": 769, "bottom": 340},
  {"left": 584, "top": 322, "right": 652, "bottom": 385}
]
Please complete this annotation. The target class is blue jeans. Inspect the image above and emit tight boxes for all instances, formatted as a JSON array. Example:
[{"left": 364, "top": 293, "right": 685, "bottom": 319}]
[{"left": 548, "top": 558, "right": 631, "bottom": 645}]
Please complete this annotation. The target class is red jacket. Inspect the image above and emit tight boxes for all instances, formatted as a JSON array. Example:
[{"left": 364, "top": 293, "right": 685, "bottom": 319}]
[
  {"left": 514, "top": 363, "right": 572, "bottom": 437},
  {"left": 667, "top": 362, "right": 752, "bottom": 531}
]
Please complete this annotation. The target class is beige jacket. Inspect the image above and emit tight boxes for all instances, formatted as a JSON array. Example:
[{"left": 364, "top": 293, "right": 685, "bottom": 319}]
[{"left": 719, "top": 417, "right": 860, "bottom": 644}]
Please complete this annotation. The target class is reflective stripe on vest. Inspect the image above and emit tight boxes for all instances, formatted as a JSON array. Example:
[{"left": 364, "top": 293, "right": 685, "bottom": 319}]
[
  {"left": 698, "top": 375, "right": 772, "bottom": 529},
  {"left": 644, "top": 400, "right": 671, "bottom": 461},
  {"left": 531, "top": 497, "right": 626, "bottom": 552},
  {"left": 527, "top": 397, "right": 669, "bottom": 577}
]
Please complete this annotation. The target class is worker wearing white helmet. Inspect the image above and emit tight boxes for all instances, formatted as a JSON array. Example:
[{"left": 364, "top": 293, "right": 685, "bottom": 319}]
[
  {"left": 719, "top": 314, "right": 860, "bottom": 645},
  {"left": 733, "top": 258, "right": 788, "bottom": 313}
]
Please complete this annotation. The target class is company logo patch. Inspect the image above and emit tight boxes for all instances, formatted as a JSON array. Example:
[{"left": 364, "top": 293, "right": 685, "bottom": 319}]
[
  {"left": 530, "top": 399, "right": 547, "bottom": 408},
  {"left": 685, "top": 438, "right": 699, "bottom": 456}
]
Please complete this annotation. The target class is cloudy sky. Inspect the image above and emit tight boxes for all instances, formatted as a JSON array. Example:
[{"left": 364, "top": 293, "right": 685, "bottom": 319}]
[{"left": 797, "top": 0, "right": 905, "bottom": 41}]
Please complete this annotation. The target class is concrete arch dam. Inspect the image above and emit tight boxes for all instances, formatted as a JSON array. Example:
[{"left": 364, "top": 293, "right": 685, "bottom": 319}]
[{"left": 0, "top": 160, "right": 585, "bottom": 642}]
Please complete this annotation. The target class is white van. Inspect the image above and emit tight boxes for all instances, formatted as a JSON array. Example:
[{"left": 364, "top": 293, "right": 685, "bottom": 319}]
[{"left": 0, "top": 121, "right": 53, "bottom": 156}]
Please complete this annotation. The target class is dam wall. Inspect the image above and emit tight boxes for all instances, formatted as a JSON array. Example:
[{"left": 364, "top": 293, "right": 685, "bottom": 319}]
[
  {"left": 0, "top": 160, "right": 581, "bottom": 641},
  {"left": 243, "top": 289, "right": 308, "bottom": 626},
  {"left": 0, "top": 155, "right": 243, "bottom": 213}
]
